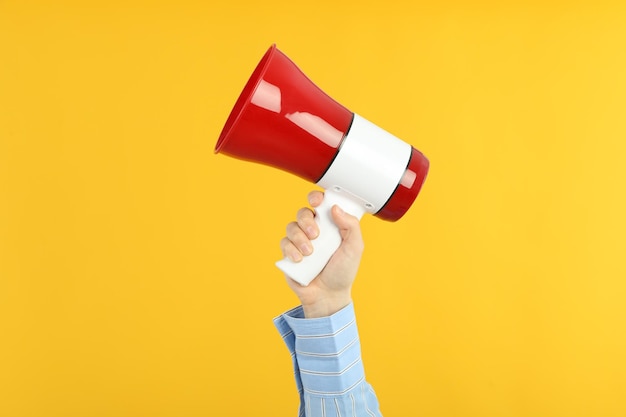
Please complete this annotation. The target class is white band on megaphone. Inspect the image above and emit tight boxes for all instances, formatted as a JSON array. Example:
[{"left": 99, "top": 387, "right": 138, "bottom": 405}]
[{"left": 316, "top": 113, "right": 412, "bottom": 214}]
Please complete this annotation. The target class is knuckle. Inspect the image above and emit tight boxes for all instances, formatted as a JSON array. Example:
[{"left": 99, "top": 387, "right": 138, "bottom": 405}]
[
  {"left": 286, "top": 221, "right": 299, "bottom": 235},
  {"left": 286, "top": 223, "right": 307, "bottom": 243},
  {"left": 296, "top": 207, "right": 314, "bottom": 221}
]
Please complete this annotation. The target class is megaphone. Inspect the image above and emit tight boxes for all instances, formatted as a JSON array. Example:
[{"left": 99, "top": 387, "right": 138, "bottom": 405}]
[{"left": 215, "top": 44, "right": 429, "bottom": 286}]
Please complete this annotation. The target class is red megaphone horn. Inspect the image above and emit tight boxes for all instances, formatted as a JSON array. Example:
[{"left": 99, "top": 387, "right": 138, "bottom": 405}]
[{"left": 216, "top": 45, "right": 429, "bottom": 285}]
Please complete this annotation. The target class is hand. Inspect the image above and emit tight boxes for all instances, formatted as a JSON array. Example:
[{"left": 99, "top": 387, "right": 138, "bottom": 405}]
[{"left": 280, "top": 190, "right": 365, "bottom": 318}]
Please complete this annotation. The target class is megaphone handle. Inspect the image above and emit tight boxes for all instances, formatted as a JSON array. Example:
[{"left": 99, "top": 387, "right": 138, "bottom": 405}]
[{"left": 276, "top": 188, "right": 366, "bottom": 286}]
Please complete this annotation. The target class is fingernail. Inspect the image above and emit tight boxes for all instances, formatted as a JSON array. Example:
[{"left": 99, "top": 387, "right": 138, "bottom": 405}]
[
  {"left": 335, "top": 205, "right": 344, "bottom": 215},
  {"left": 306, "top": 226, "right": 318, "bottom": 239},
  {"left": 300, "top": 243, "right": 312, "bottom": 256},
  {"left": 290, "top": 251, "right": 303, "bottom": 262}
]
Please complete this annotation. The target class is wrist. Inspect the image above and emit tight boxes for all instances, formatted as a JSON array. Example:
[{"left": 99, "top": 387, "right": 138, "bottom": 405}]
[{"left": 301, "top": 292, "right": 352, "bottom": 318}]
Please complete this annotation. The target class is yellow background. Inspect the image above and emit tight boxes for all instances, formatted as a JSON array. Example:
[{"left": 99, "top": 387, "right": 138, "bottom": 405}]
[{"left": 1, "top": 1, "right": 625, "bottom": 416}]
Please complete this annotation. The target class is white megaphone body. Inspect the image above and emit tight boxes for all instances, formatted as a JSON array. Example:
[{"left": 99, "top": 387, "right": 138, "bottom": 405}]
[{"left": 215, "top": 45, "right": 429, "bottom": 286}]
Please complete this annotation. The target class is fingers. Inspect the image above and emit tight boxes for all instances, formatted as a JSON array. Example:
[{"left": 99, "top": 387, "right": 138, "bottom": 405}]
[
  {"left": 283, "top": 190, "right": 367, "bottom": 264},
  {"left": 281, "top": 206, "right": 317, "bottom": 263}
]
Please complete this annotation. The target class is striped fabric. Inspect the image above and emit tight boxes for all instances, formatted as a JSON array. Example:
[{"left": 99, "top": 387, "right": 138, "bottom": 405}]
[{"left": 274, "top": 303, "right": 383, "bottom": 417}]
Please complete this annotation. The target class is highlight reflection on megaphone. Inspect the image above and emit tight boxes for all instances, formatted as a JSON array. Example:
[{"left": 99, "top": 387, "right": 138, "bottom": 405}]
[{"left": 215, "top": 44, "right": 429, "bottom": 286}]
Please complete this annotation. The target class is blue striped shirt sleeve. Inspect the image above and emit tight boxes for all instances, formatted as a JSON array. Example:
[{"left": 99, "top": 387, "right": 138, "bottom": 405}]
[{"left": 273, "top": 303, "right": 383, "bottom": 417}]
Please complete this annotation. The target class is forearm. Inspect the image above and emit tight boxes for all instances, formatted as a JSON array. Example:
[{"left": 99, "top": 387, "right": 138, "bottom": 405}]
[{"left": 274, "top": 303, "right": 382, "bottom": 417}]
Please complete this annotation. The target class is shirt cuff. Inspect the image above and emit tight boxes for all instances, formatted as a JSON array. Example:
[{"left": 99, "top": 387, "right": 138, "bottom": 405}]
[{"left": 274, "top": 303, "right": 365, "bottom": 396}]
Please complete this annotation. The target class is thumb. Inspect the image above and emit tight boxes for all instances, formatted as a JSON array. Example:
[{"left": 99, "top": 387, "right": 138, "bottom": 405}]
[{"left": 331, "top": 205, "right": 364, "bottom": 255}]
